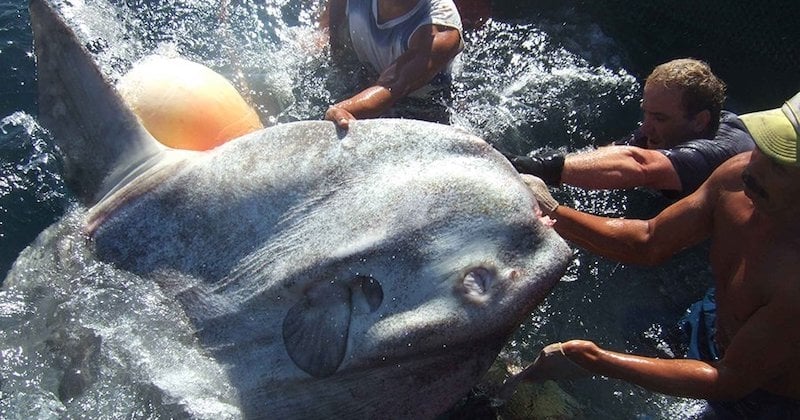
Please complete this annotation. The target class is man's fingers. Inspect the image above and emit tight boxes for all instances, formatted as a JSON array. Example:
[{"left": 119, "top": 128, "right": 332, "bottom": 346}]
[{"left": 325, "top": 106, "right": 353, "bottom": 129}]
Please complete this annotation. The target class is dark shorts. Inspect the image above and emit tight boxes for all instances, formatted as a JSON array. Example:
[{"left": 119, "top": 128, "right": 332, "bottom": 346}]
[{"left": 678, "top": 288, "right": 800, "bottom": 419}]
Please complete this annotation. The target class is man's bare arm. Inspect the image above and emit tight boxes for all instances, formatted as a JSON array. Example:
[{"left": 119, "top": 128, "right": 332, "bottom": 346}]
[
  {"left": 550, "top": 184, "right": 713, "bottom": 265},
  {"left": 559, "top": 277, "right": 800, "bottom": 401},
  {"left": 321, "top": 0, "right": 348, "bottom": 52},
  {"left": 527, "top": 155, "right": 753, "bottom": 266},
  {"left": 553, "top": 340, "right": 734, "bottom": 399},
  {"left": 325, "top": 24, "right": 461, "bottom": 128},
  {"left": 561, "top": 146, "right": 681, "bottom": 191}
]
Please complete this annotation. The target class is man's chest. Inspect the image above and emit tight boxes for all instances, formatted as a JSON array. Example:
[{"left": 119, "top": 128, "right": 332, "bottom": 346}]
[{"left": 709, "top": 199, "right": 771, "bottom": 333}]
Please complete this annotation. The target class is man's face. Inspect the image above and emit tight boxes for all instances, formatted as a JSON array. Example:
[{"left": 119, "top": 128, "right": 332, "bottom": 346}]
[
  {"left": 640, "top": 84, "right": 707, "bottom": 149},
  {"left": 742, "top": 148, "right": 800, "bottom": 215}
]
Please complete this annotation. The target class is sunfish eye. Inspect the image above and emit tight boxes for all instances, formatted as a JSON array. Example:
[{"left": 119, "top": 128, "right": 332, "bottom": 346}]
[{"left": 462, "top": 267, "right": 494, "bottom": 296}]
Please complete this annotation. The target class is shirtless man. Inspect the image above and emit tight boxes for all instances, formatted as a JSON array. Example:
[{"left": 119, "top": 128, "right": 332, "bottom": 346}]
[
  {"left": 505, "top": 59, "right": 755, "bottom": 199},
  {"left": 517, "top": 91, "right": 800, "bottom": 416},
  {"left": 320, "top": 0, "right": 464, "bottom": 129}
]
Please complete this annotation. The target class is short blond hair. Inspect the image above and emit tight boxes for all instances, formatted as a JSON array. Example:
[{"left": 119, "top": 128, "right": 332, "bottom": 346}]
[{"left": 645, "top": 58, "right": 726, "bottom": 132}]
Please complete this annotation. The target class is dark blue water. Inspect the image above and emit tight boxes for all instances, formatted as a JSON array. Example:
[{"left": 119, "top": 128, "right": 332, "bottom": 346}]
[
  {"left": 1, "top": 0, "right": 69, "bottom": 279},
  {"left": 0, "top": 0, "right": 794, "bottom": 418}
]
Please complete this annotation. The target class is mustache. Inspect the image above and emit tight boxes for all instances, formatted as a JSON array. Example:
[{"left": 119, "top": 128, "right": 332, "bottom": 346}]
[{"left": 742, "top": 172, "right": 769, "bottom": 200}]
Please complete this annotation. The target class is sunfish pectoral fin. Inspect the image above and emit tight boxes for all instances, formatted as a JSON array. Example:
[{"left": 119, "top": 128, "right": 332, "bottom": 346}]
[
  {"left": 30, "top": 0, "right": 165, "bottom": 206},
  {"left": 282, "top": 281, "right": 352, "bottom": 378}
]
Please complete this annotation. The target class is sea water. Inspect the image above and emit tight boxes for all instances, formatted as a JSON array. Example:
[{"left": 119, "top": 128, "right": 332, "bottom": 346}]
[{"left": 1, "top": 0, "right": 714, "bottom": 417}]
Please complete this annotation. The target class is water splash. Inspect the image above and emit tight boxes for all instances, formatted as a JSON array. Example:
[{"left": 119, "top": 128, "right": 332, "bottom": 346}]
[
  {"left": 449, "top": 19, "right": 640, "bottom": 154},
  {"left": 0, "top": 112, "right": 67, "bottom": 278},
  {"left": 0, "top": 211, "right": 239, "bottom": 419}
]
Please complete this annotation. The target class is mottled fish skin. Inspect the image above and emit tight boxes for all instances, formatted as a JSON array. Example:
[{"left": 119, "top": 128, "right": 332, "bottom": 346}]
[{"left": 5, "top": 0, "right": 572, "bottom": 417}]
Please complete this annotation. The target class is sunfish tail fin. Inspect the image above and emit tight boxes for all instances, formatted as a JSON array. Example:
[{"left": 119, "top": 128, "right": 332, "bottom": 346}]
[{"left": 30, "top": 0, "right": 165, "bottom": 206}]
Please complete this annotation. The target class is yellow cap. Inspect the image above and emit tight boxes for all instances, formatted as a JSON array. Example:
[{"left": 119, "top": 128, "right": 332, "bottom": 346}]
[{"left": 739, "top": 92, "right": 800, "bottom": 166}]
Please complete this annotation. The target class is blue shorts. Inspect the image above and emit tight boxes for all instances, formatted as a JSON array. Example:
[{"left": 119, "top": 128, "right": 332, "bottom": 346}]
[
  {"left": 678, "top": 288, "right": 800, "bottom": 419},
  {"left": 679, "top": 288, "right": 721, "bottom": 361}
]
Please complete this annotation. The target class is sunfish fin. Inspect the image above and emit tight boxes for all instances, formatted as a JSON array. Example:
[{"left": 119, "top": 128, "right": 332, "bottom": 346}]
[
  {"left": 282, "top": 281, "right": 351, "bottom": 378},
  {"left": 30, "top": 0, "right": 166, "bottom": 206}
]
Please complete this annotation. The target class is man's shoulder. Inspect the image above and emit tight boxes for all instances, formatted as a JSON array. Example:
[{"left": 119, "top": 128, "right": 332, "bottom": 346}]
[
  {"left": 715, "top": 150, "right": 750, "bottom": 171},
  {"left": 718, "top": 110, "right": 741, "bottom": 125},
  {"left": 670, "top": 114, "right": 755, "bottom": 156},
  {"left": 715, "top": 111, "right": 751, "bottom": 140},
  {"left": 707, "top": 151, "right": 751, "bottom": 186}
]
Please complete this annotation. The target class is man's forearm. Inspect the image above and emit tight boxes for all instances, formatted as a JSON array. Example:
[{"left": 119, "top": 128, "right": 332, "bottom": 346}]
[
  {"left": 563, "top": 340, "right": 724, "bottom": 399},
  {"left": 523, "top": 174, "right": 658, "bottom": 265},
  {"left": 550, "top": 206, "right": 666, "bottom": 266},
  {"left": 332, "top": 85, "right": 396, "bottom": 120}
]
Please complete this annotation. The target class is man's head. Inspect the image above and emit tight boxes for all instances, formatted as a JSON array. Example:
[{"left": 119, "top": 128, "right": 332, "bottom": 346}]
[
  {"left": 740, "top": 92, "right": 800, "bottom": 213},
  {"left": 640, "top": 58, "right": 726, "bottom": 149}
]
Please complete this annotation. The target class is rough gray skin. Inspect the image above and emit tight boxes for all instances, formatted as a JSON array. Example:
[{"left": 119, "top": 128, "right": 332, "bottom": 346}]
[{"left": 1, "top": 0, "right": 570, "bottom": 418}]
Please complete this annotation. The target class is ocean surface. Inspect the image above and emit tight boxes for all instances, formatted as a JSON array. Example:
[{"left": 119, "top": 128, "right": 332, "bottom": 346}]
[{"left": 0, "top": 0, "right": 796, "bottom": 418}]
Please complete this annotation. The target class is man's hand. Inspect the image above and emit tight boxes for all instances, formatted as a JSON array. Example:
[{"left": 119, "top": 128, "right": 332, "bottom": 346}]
[
  {"left": 497, "top": 342, "right": 591, "bottom": 401},
  {"left": 325, "top": 105, "right": 355, "bottom": 129},
  {"left": 520, "top": 174, "right": 559, "bottom": 213},
  {"left": 502, "top": 150, "right": 565, "bottom": 185},
  {"left": 520, "top": 342, "right": 592, "bottom": 382}
]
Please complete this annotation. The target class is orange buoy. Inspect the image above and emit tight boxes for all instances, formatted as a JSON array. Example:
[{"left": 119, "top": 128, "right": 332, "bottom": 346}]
[{"left": 117, "top": 55, "right": 263, "bottom": 150}]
